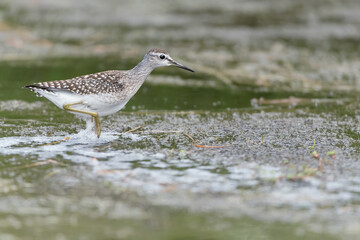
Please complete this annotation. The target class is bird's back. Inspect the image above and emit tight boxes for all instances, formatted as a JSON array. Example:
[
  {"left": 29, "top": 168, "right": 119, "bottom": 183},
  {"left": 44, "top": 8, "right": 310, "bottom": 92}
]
[{"left": 25, "top": 70, "right": 127, "bottom": 96}]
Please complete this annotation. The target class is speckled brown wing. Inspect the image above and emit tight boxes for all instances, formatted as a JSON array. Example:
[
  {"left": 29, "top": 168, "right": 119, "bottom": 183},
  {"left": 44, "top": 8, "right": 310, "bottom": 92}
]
[{"left": 25, "top": 70, "right": 125, "bottom": 96}]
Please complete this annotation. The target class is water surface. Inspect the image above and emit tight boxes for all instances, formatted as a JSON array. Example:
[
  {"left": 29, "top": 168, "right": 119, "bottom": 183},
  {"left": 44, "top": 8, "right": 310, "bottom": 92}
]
[{"left": 1, "top": 0, "right": 360, "bottom": 239}]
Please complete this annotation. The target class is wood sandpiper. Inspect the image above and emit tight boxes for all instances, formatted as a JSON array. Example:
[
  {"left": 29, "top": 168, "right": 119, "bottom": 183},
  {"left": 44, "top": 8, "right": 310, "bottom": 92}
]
[{"left": 25, "top": 48, "right": 194, "bottom": 138}]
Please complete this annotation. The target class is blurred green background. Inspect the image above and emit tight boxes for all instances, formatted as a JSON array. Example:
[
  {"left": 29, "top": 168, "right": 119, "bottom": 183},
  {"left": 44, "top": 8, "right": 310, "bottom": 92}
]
[{"left": 1, "top": 0, "right": 360, "bottom": 239}]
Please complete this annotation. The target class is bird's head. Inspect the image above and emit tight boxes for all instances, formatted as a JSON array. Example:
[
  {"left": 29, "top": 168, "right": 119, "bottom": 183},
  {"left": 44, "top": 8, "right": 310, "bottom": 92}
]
[{"left": 145, "top": 48, "right": 194, "bottom": 72}]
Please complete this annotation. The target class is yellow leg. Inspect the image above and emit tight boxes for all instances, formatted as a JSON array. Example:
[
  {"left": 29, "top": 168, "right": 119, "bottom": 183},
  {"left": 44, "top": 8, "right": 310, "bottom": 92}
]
[{"left": 63, "top": 102, "right": 102, "bottom": 138}]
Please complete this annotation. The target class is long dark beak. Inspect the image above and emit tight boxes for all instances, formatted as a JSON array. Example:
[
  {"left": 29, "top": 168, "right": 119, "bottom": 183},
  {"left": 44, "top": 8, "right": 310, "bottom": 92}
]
[{"left": 168, "top": 59, "right": 194, "bottom": 72}]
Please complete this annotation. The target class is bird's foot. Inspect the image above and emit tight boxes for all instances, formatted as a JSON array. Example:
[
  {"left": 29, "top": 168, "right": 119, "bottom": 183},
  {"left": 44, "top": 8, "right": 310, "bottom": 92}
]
[{"left": 93, "top": 114, "right": 102, "bottom": 138}]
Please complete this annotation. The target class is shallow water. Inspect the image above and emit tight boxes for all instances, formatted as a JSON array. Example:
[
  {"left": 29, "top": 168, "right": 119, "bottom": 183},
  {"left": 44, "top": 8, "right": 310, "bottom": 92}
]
[
  {"left": 1, "top": 57, "right": 359, "bottom": 239},
  {"left": 1, "top": 0, "right": 360, "bottom": 239}
]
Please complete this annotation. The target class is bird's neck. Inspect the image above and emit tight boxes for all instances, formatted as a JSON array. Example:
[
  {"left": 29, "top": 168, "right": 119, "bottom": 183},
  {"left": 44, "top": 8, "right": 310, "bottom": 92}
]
[
  {"left": 122, "top": 58, "right": 155, "bottom": 98},
  {"left": 129, "top": 58, "right": 155, "bottom": 80}
]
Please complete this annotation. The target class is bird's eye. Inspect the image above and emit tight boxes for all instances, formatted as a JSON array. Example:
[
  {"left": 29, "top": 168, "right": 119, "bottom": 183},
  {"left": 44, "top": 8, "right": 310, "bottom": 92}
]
[{"left": 159, "top": 54, "right": 165, "bottom": 59}]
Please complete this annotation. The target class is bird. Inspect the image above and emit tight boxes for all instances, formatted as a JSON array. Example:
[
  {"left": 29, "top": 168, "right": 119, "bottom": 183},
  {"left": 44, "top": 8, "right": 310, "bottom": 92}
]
[{"left": 24, "top": 48, "right": 194, "bottom": 138}]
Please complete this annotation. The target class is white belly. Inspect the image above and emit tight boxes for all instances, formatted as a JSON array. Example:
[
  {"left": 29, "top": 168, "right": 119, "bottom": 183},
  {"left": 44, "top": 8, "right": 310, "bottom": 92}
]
[{"left": 36, "top": 89, "right": 130, "bottom": 116}]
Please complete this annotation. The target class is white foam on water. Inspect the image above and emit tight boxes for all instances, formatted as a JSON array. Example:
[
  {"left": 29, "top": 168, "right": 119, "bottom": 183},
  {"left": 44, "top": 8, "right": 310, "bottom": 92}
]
[
  {"left": 0, "top": 136, "right": 60, "bottom": 155},
  {"left": 120, "top": 132, "right": 145, "bottom": 142},
  {"left": 0, "top": 128, "right": 120, "bottom": 164}
]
